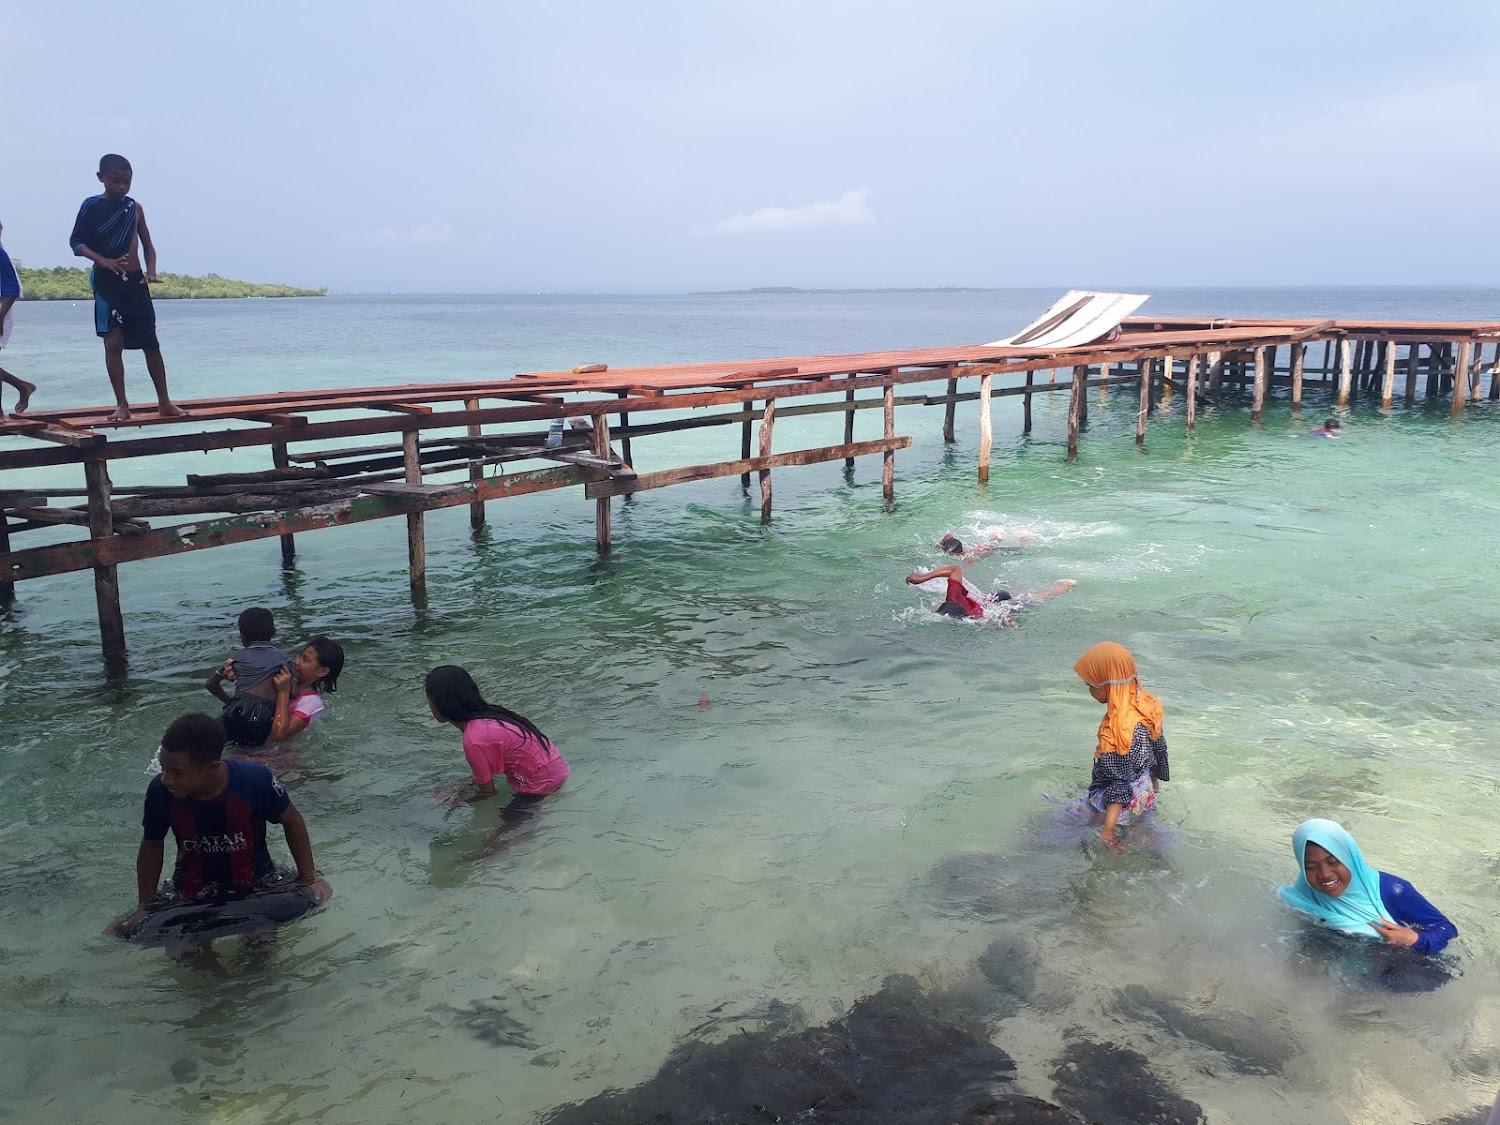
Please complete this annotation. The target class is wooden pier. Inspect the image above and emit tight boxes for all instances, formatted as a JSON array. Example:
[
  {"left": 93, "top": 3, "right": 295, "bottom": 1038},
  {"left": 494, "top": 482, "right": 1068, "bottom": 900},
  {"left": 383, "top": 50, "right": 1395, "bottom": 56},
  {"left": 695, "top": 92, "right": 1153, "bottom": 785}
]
[{"left": 2, "top": 315, "right": 1497, "bottom": 669}]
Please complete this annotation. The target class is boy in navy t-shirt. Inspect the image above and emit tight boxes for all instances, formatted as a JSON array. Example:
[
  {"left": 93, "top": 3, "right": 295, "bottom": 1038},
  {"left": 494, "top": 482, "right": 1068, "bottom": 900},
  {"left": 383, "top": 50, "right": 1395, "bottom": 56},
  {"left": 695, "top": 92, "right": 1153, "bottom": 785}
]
[
  {"left": 68, "top": 153, "right": 184, "bottom": 422},
  {"left": 115, "top": 713, "right": 329, "bottom": 934}
]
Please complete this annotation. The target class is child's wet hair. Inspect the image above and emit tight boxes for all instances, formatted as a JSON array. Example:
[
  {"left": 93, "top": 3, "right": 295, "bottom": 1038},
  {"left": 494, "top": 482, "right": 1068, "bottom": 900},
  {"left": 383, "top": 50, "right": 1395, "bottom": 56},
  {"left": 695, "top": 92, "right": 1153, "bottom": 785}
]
[
  {"left": 424, "top": 665, "right": 548, "bottom": 744},
  {"left": 98, "top": 153, "right": 132, "bottom": 175},
  {"left": 161, "top": 712, "right": 226, "bottom": 765},
  {"left": 1325, "top": 417, "right": 1340, "bottom": 429},
  {"left": 939, "top": 534, "right": 964, "bottom": 555},
  {"left": 305, "top": 635, "right": 344, "bottom": 692},
  {"left": 237, "top": 606, "right": 275, "bottom": 644}
]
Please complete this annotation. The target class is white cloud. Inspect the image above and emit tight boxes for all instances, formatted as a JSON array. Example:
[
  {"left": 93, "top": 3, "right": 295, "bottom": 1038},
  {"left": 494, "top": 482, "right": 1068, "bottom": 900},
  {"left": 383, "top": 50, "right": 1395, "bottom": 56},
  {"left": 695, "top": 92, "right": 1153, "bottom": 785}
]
[
  {"left": 707, "top": 189, "right": 875, "bottom": 236},
  {"left": 367, "top": 220, "right": 452, "bottom": 247}
]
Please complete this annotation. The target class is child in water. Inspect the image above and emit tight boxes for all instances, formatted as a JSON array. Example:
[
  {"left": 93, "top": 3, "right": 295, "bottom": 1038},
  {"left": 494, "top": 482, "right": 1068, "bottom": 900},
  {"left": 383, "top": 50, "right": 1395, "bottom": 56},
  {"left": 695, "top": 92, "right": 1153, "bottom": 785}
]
[
  {"left": 426, "top": 666, "right": 571, "bottom": 809},
  {"left": 266, "top": 636, "right": 344, "bottom": 742},
  {"left": 1279, "top": 818, "right": 1456, "bottom": 955},
  {"left": 906, "top": 563, "right": 1074, "bottom": 623},
  {"left": 1073, "top": 642, "right": 1168, "bottom": 852},
  {"left": 207, "top": 607, "right": 292, "bottom": 747},
  {"left": 1309, "top": 417, "right": 1341, "bottom": 437},
  {"left": 109, "top": 712, "right": 331, "bottom": 940}
]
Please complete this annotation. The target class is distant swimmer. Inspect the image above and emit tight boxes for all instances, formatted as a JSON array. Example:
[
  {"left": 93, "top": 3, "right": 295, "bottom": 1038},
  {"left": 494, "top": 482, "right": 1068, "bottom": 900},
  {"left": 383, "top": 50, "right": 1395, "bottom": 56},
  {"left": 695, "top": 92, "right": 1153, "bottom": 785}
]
[
  {"left": 1309, "top": 417, "right": 1341, "bottom": 437},
  {"left": 906, "top": 562, "right": 1074, "bottom": 625},
  {"left": 937, "top": 529, "right": 1036, "bottom": 560},
  {"left": 108, "top": 712, "right": 331, "bottom": 953},
  {"left": 1071, "top": 642, "right": 1168, "bottom": 853},
  {"left": 425, "top": 666, "right": 571, "bottom": 823},
  {"left": 1279, "top": 819, "right": 1457, "bottom": 956},
  {"left": 0, "top": 221, "right": 37, "bottom": 417}
]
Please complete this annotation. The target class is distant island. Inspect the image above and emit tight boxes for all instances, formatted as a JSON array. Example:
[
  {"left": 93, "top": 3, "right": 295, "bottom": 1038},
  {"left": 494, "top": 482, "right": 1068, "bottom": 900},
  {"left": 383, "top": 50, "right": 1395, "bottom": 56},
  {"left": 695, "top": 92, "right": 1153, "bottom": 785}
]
[{"left": 16, "top": 265, "right": 326, "bottom": 300}]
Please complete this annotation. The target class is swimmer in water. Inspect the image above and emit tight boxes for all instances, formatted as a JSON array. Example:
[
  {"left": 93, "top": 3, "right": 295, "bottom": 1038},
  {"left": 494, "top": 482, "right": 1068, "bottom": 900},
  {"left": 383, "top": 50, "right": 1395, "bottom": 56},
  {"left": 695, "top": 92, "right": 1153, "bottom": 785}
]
[
  {"left": 426, "top": 665, "right": 571, "bottom": 813},
  {"left": 906, "top": 563, "right": 1074, "bottom": 624},
  {"left": 937, "top": 529, "right": 1036, "bottom": 560},
  {"left": 1072, "top": 642, "right": 1168, "bottom": 853},
  {"left": 108, "top": 712, "right": 331, "bottom": 943},
  {"left": 1309, "top": 417, "right": 1341, "bottom": 437},
  {"left": 1279, "top": 818, "right": 1457, "bottom": 955}
]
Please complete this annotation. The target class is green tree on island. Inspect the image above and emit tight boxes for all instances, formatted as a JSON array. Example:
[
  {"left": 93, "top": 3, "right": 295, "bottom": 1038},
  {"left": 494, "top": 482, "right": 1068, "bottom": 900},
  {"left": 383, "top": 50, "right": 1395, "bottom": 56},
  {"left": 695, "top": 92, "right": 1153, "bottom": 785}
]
[{"left": 15, "top": 264, "right": 325, "bottom": 300}]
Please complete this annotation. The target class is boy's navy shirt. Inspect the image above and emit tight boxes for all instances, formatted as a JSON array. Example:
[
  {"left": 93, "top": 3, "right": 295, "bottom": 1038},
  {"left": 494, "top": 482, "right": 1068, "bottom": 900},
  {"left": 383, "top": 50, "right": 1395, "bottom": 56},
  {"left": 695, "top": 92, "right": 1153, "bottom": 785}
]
[
  {"left": 142, "top": 759, "right": 290, "bottom": 897},
  {"left": 70, "top": 194, "right": 138, "bottom": 260}
]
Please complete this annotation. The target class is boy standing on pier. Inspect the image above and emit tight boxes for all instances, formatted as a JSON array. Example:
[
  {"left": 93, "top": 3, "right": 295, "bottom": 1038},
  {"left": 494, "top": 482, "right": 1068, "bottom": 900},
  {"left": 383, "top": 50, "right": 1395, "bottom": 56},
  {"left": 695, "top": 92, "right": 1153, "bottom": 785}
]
[
  {"left": 69, "top": 154, "right": 185, "bottom": 422},
  {"left": 0, "top": 221, "right": 37, "bottom": 417}
]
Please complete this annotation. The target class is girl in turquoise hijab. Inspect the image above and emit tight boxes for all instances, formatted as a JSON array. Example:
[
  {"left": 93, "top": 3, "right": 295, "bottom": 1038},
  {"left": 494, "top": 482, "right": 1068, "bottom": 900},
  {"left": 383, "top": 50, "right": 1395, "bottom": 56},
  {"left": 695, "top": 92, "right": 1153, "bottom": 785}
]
[{"left": 1278, "top": 818, "right": 1457, "bottom": 954}]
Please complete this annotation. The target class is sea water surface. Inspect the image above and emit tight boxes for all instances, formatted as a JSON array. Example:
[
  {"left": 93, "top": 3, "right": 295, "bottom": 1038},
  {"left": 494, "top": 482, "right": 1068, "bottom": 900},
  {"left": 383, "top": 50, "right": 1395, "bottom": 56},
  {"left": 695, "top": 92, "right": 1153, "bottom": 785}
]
[{"left": 2, "top": 289, "right": 1498, "bottom": 1124}]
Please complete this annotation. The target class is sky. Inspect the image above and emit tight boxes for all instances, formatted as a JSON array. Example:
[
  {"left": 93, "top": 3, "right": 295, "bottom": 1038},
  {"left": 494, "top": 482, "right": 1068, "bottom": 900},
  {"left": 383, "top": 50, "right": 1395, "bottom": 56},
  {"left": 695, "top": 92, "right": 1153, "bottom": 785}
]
[{"left": 6, "top": 0, "right": 1500, "bottom": 293}]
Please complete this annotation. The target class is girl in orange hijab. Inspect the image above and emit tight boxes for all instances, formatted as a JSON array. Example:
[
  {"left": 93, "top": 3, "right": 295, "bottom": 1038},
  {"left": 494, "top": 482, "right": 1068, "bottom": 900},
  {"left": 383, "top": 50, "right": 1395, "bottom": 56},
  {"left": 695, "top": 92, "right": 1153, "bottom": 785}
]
[{"left": 1072, "top": 642, "right": 1168, "bottom": 852}]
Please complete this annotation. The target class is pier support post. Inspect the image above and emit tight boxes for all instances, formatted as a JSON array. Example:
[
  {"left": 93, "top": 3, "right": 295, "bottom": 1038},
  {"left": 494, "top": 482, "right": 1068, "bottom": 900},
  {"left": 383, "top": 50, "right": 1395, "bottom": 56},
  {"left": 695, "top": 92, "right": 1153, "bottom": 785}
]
[
  {"left": 1380, "top": 342, "right": 1397, "bottom": 410},
  {"left": 1135, "top": 361, "right": 1149, "bottom": 446},
  {"left": 1251, "top": 348, "right": 1267, "bottom": 422},
  {"left": 1405, "top": 344, "right": 1421, "bottom": 405},
  {"left": 271, "top": 442, "right": 297, "bottom": 565},
  {"left": 1159, "top": 355, "right": 1173, "bottom": 407},
  {"left": 1066, "top": 366, "right": 1084, "bottom": 459},
  {"left": 758, "top": 399, "right": 776, "bottom": 523},
  {"left": 594, "top": 415, "right": 613, "bottom": 551},
  {"left": 402, "top": 431, "right": 428, "bottom": 602},
  {"left": 1451, "top": 341, "right": 1473, "bottom": 415},
  {"left": 1470, "top": 343, "right": 1485, "bottom": 402},
  {"left": 1022, "top": 370, "right": 1034, "bottom": 434},
  {"left": 1099, "top": 361, "right": 1109, "bottom": 402},
  {"left": 1337, "top": 339, "right": 1353, "bottom": 406},
  {"left": 1488, "top": 344, "right": 1500, "bottom": 401},
  {"left": 0, "top": 513, "right": 13, "bottom": 608},
  {"left": 615, "top": 391, "right": 634, "bottom": 471},
  {"left": 942, "top": 366, "right": 957, "bottom": 442},
  {"left": 977, "top": 372, "right": 993, "bottom": 483},
  {"left": 1185, "top": 354, "right": 1199, "bottom": 430},
  {"left": 882, "top": 380, "right": 896, "bottom": 503},
  {"left": 1078, "top": 365, "right": 1088, "bottom": 427},
  {"left": 84, "top": 457, "right": 126, "bottom": 672},
  {"left": 1208, "top": 351, "right": 1224, "bottom": 392},
  {"left": 464, "top": 398, "right": 487, "bottom": 529},
  {"left": 843, "top": 387, "right": 856, "bottom": 469},
  {"left": 742, "top": 403, "right": 756, "bottom": 488},
  {"left": 1290, "top": 345, "right": 1305, "bottom": 409}
]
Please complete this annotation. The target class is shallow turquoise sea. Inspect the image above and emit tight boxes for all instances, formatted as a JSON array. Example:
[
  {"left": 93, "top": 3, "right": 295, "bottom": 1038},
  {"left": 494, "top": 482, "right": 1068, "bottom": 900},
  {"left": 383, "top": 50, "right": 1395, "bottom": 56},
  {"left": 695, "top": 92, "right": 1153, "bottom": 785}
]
[{"left": 2, "top": 289, "right": 1498, "bottom": 1124}]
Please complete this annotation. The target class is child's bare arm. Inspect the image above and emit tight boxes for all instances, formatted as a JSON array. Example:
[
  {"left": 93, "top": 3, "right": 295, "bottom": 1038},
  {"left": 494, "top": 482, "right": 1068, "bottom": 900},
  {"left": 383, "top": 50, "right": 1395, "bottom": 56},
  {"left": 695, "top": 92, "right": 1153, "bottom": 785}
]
[
  {"left": 280, "top": 804, "right": 319, "bottom": 884},
  {"left": 1026, "top": 579, "right": 1077, "bottom": 604},
  {"left": 206, "top": 659, "right": 233, "bottom": 702},
  {"left": 0, "top": 297, "right": 14, "bottom": 321},
  {"left": 136, "top": 839, "right": 165, "bottom": 906},
  {"left": 136, "top": 207, "right": 158, "bottom": 281},
  {"left": 906, "top": 564, "right": 963, "bottom": 585}
]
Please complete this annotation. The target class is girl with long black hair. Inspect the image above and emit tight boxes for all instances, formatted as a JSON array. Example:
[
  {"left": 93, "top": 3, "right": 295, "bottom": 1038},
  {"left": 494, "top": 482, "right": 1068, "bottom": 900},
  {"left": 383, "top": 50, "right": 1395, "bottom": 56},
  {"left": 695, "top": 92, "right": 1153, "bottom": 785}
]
[{"left": 424, "top": 665, "right": 571, "bottom": 806}]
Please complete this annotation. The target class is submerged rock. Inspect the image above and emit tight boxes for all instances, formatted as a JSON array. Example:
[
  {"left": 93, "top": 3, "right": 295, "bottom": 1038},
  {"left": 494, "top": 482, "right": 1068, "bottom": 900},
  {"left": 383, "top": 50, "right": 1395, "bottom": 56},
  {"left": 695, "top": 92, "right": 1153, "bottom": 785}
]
[
  {"left": 432, "top": 998, "right": 537, "bottom": 1049},
  {"left": 1110, "top": 985, "right": 1297, "bottom": 1075},
  {"left": 542, "top": 974, "right": 1083, "bottom": 1124},
  {"left": 1048, "top": 1035, "right": 1206, "bottom": 1125}
]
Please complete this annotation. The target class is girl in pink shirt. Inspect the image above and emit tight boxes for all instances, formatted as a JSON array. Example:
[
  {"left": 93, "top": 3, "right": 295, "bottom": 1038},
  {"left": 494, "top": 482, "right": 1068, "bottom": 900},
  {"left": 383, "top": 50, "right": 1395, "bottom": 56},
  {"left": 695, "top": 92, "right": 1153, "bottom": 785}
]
[{"left": 425, "top": 665, "right": 571, "bottom": 806}]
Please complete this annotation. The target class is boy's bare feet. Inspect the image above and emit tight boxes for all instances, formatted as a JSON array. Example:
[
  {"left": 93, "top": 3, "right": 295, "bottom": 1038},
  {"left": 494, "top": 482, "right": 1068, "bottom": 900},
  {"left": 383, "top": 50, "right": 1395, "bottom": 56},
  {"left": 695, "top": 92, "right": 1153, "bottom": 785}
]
[
  {"left": 157, "top": 401, "right": 188, "bottom": 419},
  {"left": 12, "top": 380, "right": 35, "bottom": 414},
  {"left": 108, "top": 404, "right": 132, "bottom": 422}
]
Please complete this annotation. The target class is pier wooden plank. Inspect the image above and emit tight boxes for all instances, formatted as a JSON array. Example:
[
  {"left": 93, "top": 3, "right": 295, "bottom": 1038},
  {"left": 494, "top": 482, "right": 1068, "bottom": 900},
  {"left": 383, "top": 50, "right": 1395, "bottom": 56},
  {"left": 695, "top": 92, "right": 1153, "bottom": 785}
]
[
  {"left": 0, "top": 466, "right": 597, "bottom": 582},
  {"left": 584, "top": 437, "right": 911, "bottom": 500}
]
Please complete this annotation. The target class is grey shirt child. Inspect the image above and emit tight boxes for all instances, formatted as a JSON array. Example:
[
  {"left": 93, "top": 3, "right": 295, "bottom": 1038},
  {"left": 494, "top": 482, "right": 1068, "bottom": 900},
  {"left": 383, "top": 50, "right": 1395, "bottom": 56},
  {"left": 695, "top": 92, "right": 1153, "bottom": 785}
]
[{"left": 231, "top": 642, "right": 291, "bottom": 698}]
